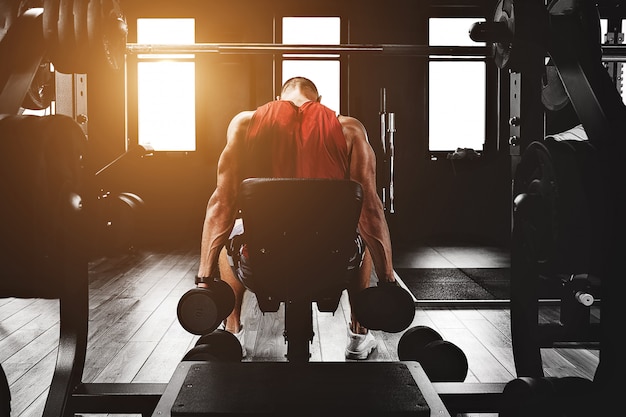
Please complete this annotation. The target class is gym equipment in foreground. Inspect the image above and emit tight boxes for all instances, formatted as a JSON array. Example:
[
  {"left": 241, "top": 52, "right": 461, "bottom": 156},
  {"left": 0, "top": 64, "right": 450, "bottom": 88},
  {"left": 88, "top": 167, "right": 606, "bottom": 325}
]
[
  {"left": 208, "top": 178, "right": 415, "bottom": 362},
  {"left": 182, "top": 330, "right": 243, "bottom": 362},
  {"left": 90, "top": 144, "right": 151, "bottom": 255},
  {"left": 209, "top": 178, "right": 362, "bottom": 362},
  {"left": 397, "top": 326, "right": 468, "bottom": 382},
  {"left": 177, "top": 278, "right": 236, "bottom": 336},
  {"left": 351, "top": 282, "right": 415, "bottom": 333},
  {"left": 0, "top": 113, "right": 166, "bottom": 417},
  {"left": 511, "top": 137, "right": 604, "bottom": 377},
  {"left": 499, "top": 376, "right": 595, "bottom": 417},
  {"left": 476, "top": 0, "right": 625, "bottom": 414},
  {"left": 507, "top": 2, "right": 623, "bottom": 380},
  {"left": 152, "top": 361, "right": 446, "bottom": 417}
]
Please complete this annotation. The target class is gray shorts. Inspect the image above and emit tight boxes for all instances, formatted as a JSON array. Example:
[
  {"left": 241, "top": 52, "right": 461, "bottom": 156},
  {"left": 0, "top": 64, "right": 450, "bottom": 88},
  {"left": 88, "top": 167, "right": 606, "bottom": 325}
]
[{"left": 226, "top": 219, "right": 365, "bottom": 287}]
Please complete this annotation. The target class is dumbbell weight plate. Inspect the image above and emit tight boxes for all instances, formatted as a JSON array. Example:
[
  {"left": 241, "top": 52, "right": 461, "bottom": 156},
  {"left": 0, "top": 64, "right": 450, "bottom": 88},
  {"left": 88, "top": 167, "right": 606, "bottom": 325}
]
[
  {"left": 43, "top": 0, "right": 60, "bottom": 54},
  {"left": 490, "top": 0, "right": 549, "bottom": 71},
  {"left": 208, "top": 279, "right": 236, "bottom": 321},
  {"left": 177, "top": 280, "right": 235, "bottom": 336},
  {"left": 183, "top": 329, "right": 243, "bottom": 362},
  {"left": 541, "top": 63, "right": 570, "bottom": 112},
  {"left": 492, "top": 0, "right": 514, "bottom": 70},
  {"left": 72, "top": 0, "right": 90, "bottom": 67},
  {"left": 88, "top": 0, "right": 126, "bottom": 71},
  {"left": 88, "top": 0, "right": 128, "bottom": 70},
  {"left": 500, "top": 377, "right": 557, "bottom": 417},
  {"left": 352, "top": 284, "right": 415, "bottom": 333},
  {"left": 397, "top": 325, "right": 443, "bottom": 361},
  {"left": 194, "top": 329, "right": 243, "bottom": 361},
  {"left": 52, "top": 0, "right": 77, "bottom": 73},
  {"left": 102, "top": 0, "right": 127, "bottom": 70},
  {"left": 177, "top": 288, "right": 220, "bottom": 335},
  {"left": 419, "top": 340, "right": 468, "bottom": 382},
  {"left": 57, "top": 0, "right": 74, "bottom": 52}
]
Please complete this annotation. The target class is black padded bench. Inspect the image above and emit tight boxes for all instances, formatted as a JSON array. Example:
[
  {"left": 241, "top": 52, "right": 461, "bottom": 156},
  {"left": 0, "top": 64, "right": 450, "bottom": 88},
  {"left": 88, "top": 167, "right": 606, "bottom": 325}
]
[{"left": 152, "top": 361, "right": 451, "bottom": 417}]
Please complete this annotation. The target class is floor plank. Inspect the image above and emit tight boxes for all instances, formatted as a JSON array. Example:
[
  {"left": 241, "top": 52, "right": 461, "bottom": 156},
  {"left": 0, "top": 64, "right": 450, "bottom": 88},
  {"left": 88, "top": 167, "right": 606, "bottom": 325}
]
[{"left": 1, "top": 245, "right": 602, "bottom": 417}]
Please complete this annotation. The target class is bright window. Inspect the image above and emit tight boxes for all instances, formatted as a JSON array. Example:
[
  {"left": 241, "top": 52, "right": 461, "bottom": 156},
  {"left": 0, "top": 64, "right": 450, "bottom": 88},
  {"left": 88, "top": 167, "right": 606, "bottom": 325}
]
[
  {"left": 429, "top": 18, "right": 486, "bottom": 47},
  {"left": 429, "top": 61, "right": 485, "bottom": 151},
  {"left": 429, "top": 18, "right": 486, "bottom": 152},
  {"left": 282, "top": 17, "right": 341, "bottom": 114},
  {"left": 136, "top": 18, "right": 196, "bottom": 151}
]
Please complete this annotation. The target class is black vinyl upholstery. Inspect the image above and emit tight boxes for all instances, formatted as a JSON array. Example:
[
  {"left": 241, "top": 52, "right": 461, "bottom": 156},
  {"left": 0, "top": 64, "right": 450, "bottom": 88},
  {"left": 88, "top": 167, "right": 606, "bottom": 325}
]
[{"left": 237, "top": 178, "right": 363, "bottom": 303}]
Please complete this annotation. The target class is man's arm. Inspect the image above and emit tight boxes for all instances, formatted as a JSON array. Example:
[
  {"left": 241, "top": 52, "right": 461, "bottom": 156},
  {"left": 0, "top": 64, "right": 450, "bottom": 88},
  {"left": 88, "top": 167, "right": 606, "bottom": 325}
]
[
  {"left": 339, "top": 115, "right": 395, "bottom": 283},
  {"left": 197, "top": 111, "right": 253, "bottom": 279}
]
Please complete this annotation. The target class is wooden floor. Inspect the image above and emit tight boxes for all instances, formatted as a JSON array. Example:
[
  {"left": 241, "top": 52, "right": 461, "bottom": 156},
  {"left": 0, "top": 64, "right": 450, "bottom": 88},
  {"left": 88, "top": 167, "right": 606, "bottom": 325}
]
[{"left": 1, "top": 244, "right": 599, "bottom": 417}]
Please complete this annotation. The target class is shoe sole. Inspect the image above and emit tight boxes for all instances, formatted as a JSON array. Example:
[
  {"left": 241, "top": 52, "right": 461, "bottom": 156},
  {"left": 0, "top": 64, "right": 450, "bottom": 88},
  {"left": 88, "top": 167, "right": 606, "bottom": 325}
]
[{"left": 345, "top": 343, "right": 377, "bottom": 360}]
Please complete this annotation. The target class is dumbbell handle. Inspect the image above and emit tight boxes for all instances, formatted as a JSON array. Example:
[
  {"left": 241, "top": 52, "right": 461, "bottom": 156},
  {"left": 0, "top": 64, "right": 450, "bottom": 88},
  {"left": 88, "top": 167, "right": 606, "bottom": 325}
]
[
  {"left": 469, "top": 21, "right": 513, "bottom": 43},
  {"left": 574, "top": 291, "right": 594, "bottom": 307}
]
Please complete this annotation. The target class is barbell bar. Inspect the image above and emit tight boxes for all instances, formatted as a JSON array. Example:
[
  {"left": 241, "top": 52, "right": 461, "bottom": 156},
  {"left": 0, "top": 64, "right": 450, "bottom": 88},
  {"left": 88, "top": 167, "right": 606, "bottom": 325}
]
[
  {"left": 126, "top": 43, "right": 492, "bottom": 57},
  {"left": 125, "top": 42, "right": 626, "bottom": 59}
]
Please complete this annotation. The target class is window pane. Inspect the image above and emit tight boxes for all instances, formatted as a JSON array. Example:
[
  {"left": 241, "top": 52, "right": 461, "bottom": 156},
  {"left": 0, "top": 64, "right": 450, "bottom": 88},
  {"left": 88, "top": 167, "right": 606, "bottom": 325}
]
[
  {"left": 138, "top": 62, "right": 196, "bottom": 151},
  {"left": 282, "top": 17, "right": 340, "bottom": 44},
  {"left": 429, "top": 61, "right": 485, "bottom": 151},
  {"left": 282, "top": 60, "right": 340, "bottom": 114},
  {"left": 137, "top": 18, "right": 194, "bottom": 43},
  {"left": 429, "top": 18, "right": 485, "bottom": 46},
  {"left": 282, "top": 17, "right": 341, "bottom": 114},
  {"left": 600, "top": 19, "right": 608, "bottom": 42},
  {"left": 137, "top": 18, "right": 195, "bottom": 151}
]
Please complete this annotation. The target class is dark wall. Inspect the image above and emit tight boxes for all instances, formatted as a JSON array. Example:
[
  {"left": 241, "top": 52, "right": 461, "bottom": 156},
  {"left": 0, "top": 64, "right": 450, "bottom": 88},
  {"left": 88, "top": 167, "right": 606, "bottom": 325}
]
[{"left": 87, "top": 0, "right": 512, "bottom": 252}]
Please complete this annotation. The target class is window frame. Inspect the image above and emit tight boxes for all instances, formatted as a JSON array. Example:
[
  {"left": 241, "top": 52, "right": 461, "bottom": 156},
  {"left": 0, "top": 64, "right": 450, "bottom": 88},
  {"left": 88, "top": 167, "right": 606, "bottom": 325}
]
[
  {"left": 425, "top": 13, "right": 498, "bottom": 161},
  {"left": 127, "top": 17, "right": 197, "bottom": 154}
]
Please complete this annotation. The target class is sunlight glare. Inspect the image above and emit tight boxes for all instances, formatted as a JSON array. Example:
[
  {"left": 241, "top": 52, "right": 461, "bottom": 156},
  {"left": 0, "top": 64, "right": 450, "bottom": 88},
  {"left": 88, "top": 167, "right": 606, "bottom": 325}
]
[{"left": 137, "top": 18, "right": 196, "bottom": 151}]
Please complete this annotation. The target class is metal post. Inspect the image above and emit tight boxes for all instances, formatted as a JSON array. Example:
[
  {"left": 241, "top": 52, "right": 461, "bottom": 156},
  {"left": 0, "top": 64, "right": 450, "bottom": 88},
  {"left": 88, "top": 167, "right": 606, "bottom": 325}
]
[{"left": 54, "top": 72, "right": 88, "bottom": 136}]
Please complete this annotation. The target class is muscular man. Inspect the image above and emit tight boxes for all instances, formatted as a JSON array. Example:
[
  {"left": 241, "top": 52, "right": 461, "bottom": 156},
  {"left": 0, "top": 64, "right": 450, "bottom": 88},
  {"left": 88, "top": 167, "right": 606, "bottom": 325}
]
[{"left": 197, "top": 77, "right": 396, "bottom": 360}]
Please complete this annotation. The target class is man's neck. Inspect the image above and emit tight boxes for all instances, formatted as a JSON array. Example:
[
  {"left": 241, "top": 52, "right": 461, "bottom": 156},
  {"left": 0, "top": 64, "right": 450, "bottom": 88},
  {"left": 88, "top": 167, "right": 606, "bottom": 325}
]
[{"left": 287, "top": 97, "right": 312, "bottom": 107}]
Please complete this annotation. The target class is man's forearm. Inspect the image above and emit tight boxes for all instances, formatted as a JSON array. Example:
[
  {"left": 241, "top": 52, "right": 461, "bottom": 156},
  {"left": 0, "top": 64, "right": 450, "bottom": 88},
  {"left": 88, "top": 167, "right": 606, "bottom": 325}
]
[
  {"left": 358, "top": 207, "right": 395, "bottom": 282},
  {"left": 197, "top": 197, "right": 236, "bottom": 278}
]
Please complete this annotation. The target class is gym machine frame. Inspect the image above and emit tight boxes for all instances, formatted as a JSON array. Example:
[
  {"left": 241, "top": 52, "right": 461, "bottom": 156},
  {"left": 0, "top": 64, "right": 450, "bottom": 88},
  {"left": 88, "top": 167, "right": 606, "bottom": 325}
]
[
  {"left": 0, "top": 10, "right": 164, "bottom": 417},
  {"left": 505, "top": 2, "right": 626, "bottom": 381}
]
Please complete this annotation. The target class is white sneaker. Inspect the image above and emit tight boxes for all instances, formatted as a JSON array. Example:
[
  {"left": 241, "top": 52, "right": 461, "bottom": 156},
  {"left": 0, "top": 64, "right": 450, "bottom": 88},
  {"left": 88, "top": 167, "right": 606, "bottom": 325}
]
[
  {"left": 232, "top": 326, "right": 247, "bottom": 358},
  {"left": 345, "top": 329, "right": 377, "bottom": 360}
]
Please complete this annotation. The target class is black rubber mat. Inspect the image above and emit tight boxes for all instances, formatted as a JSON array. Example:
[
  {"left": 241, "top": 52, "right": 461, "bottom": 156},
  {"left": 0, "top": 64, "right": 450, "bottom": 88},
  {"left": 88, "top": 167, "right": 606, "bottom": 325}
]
[{"left": 397, "top": 268, "right": 510, "bottom": 300}]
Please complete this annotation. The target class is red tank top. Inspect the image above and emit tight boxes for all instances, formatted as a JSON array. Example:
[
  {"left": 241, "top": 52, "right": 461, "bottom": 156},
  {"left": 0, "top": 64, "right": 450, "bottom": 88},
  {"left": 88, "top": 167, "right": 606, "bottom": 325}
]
[{"left": 243, "top": 101, "right": 349, "bottom": 179}]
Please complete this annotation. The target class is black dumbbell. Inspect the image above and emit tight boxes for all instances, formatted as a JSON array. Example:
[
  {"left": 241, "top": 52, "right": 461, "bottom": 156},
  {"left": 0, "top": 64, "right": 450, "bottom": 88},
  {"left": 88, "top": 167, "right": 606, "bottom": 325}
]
[
  {"left": 397, "top": 325, "right": 468, "bottom": 382},
  {"left": 397, "top": 325, "right": 443, "bottom": 358},
  {"left": 352, "top": 282, "right": 415, "bottom": 333},
  {"left": 500, "top": 376, "right": 594, "bottom": 417},
  {"left": 182, "top": 329, "right": 243, "bottom": 362},
  {"left": 177, "top": 279, "right": 235, "bottom": 335}
]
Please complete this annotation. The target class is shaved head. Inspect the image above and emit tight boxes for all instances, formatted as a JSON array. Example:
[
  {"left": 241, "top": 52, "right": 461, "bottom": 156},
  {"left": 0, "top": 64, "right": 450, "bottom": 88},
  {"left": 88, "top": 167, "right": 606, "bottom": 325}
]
[{"left": 281, "top": 77, "right": 320, "bottom": 101}]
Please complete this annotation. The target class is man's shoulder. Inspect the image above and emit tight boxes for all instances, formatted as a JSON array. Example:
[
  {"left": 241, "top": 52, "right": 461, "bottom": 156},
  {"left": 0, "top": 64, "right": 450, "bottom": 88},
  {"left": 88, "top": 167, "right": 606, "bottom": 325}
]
[
  {"left": 338, "top": 115, "right": 366, "bottom": 133},
  {"left": 231, "top": 110, "right": 255, "bottom": 125}
]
